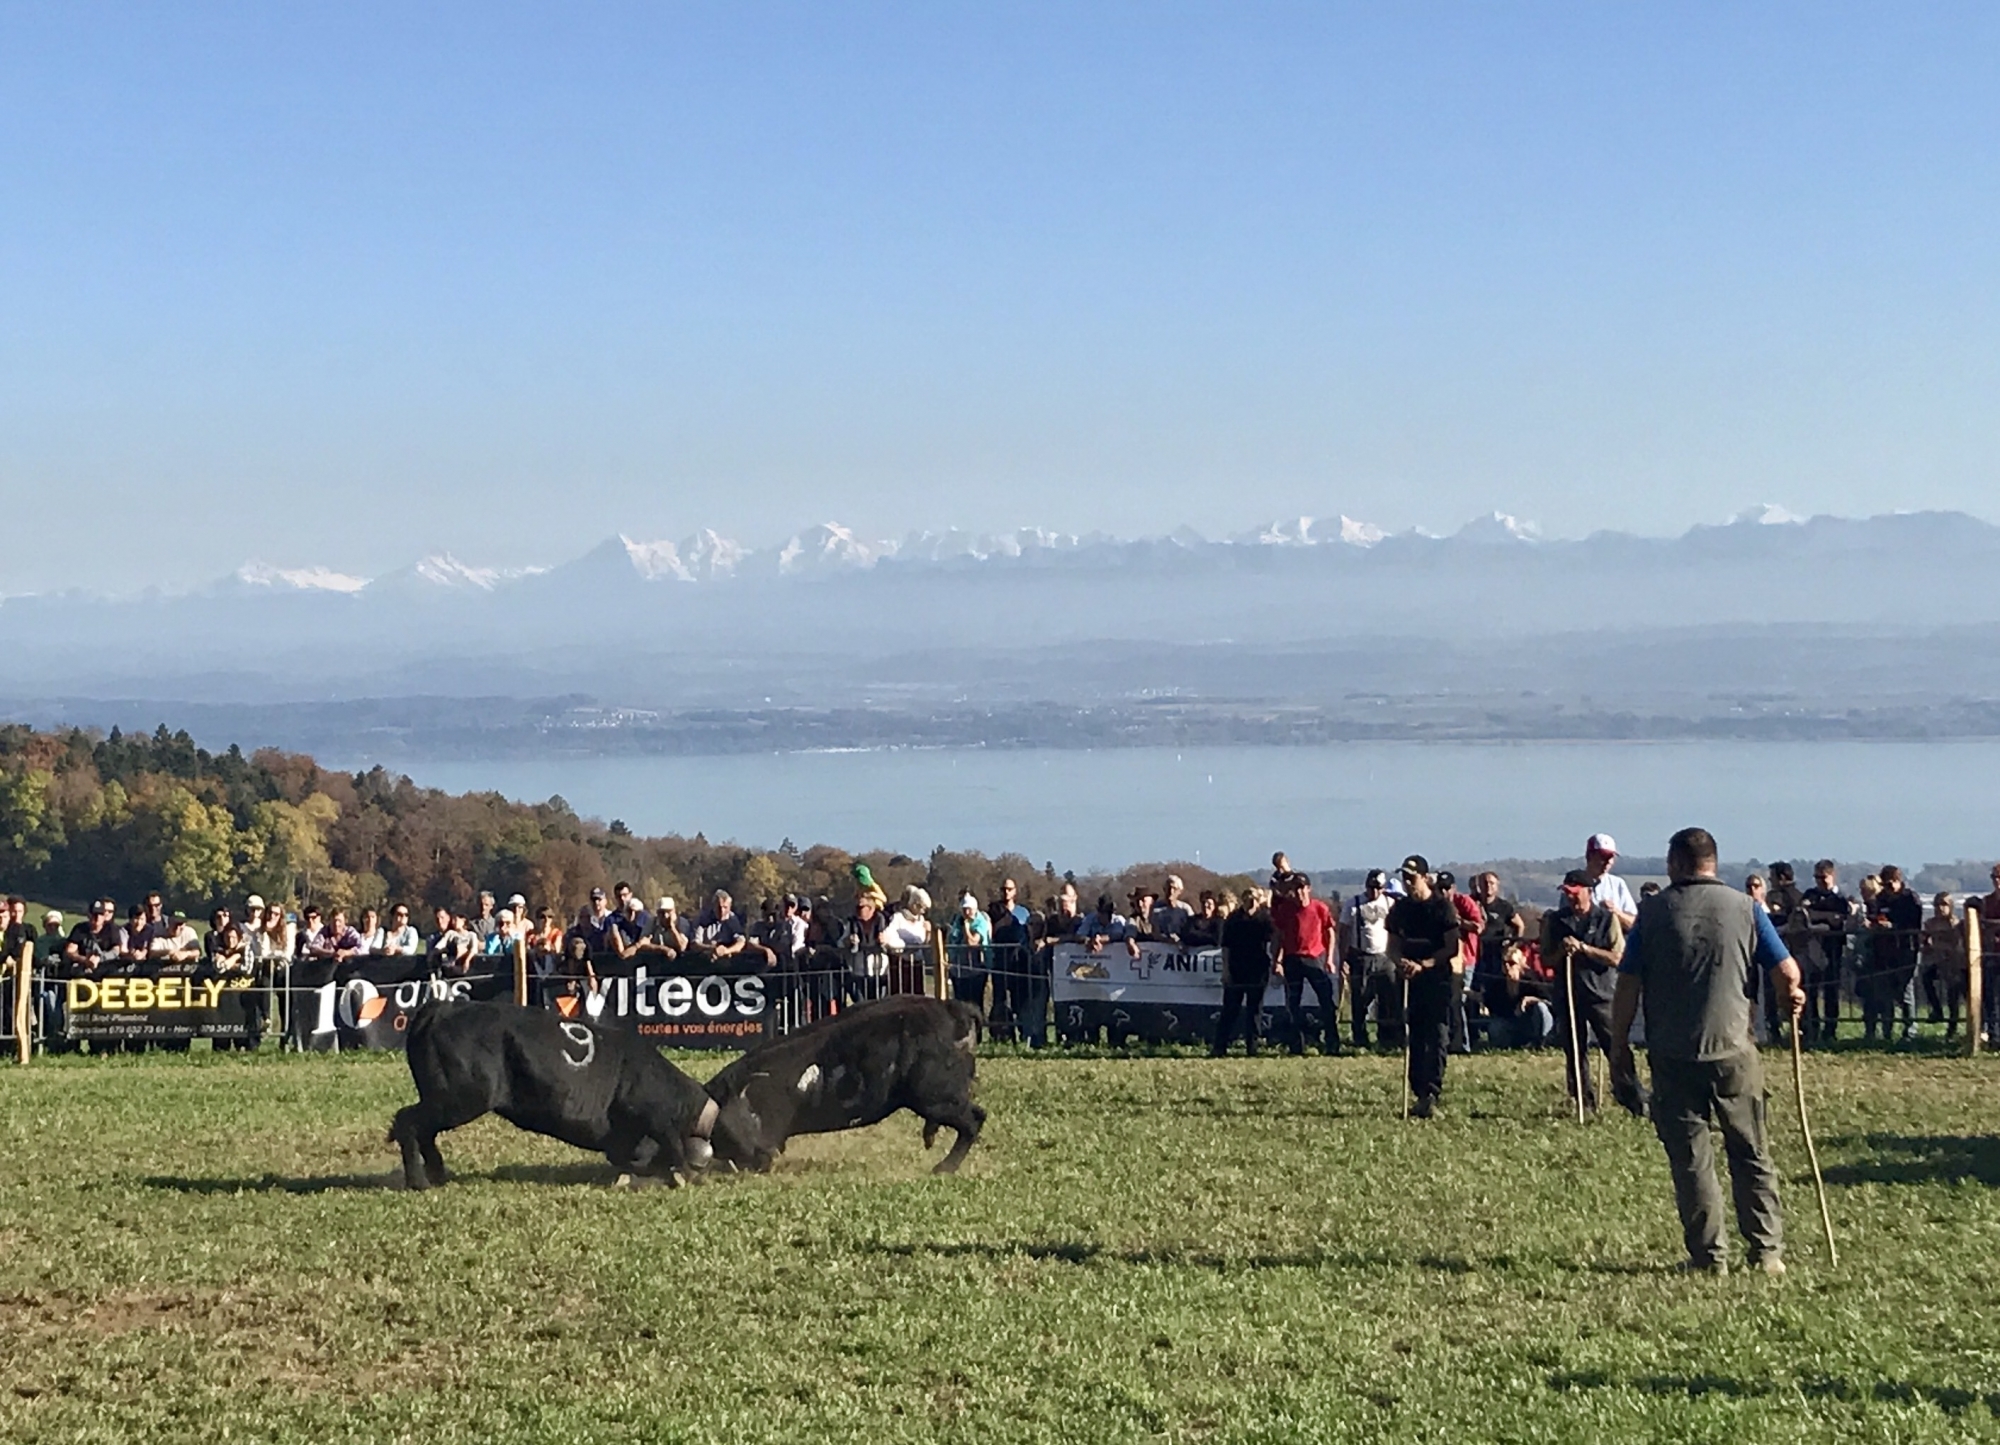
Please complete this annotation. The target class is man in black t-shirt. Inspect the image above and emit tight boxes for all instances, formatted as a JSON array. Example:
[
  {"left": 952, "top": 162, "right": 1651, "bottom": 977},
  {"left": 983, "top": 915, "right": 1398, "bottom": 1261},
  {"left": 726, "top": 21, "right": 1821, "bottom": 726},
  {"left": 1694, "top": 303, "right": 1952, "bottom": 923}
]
[
  {"left": 1213, "top": 889, "right": 1275, "bottom": 1057},
  {"left": 1799, "top": 860, "right": 1850, "bottom": 1043},
  {"left": 1387, "top": 855, "right": 1461, "bottom": 1118}
]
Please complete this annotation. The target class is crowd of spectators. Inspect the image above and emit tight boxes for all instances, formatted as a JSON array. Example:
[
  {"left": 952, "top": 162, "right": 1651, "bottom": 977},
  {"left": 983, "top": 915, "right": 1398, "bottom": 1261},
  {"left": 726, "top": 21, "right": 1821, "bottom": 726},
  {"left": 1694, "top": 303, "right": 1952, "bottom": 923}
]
[{"left": 8, "top": 842, "right": 2000, "bottom": 1057}]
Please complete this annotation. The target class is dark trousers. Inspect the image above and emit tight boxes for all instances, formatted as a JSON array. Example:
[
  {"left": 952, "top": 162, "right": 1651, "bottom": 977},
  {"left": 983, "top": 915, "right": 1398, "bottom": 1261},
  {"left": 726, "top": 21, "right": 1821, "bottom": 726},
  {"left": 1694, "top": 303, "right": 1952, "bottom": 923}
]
[
  {"left": 950, "top": 970, "right": 990, "bottom": 1010},
  {"left": 1350, "top": 954, "right": 1401, "bottom": 1047},
  {"left": 1001, "top": 956, "right": 1051, "bottom": 1047},
  {"left": 1985, "top": 962, "right": 2000, "bottom": 1041},
  {"left": 1280, "top": 954, "right": 1336, "bottom": 1053},
  {"left": 1648, "top": 1051, "right": 1784, "bottom": 1266},
  {"left": 1555, "top": 974, "right": 1618, "bottom": 1109},
  {"left": 1406, "top": 966, "right": 1452, "bottom": 1102},
  {"left": 1213, "top": 968, "right": 1271, "bottom": 1055},
  {"left": 1806, "top": 936, "right": 1844, "bottom": 1039}
]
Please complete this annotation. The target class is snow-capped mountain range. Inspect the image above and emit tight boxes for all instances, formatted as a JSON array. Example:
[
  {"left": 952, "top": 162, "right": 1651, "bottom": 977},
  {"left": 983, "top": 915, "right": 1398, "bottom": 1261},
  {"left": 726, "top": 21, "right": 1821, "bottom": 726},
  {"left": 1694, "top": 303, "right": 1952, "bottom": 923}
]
[
  {"left": 3, "top": 506, "right": 1997, "bottom": 700},
  {"left": 194, "top": 507, "right": 1696, "bottom": 600}
]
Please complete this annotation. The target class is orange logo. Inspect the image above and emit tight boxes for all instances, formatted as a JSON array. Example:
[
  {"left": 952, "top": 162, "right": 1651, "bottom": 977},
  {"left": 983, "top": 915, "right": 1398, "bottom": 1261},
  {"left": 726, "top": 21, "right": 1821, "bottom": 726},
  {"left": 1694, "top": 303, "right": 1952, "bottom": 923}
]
[{"left": 554, "top": 996, "right": 580, "bottom": 1019}]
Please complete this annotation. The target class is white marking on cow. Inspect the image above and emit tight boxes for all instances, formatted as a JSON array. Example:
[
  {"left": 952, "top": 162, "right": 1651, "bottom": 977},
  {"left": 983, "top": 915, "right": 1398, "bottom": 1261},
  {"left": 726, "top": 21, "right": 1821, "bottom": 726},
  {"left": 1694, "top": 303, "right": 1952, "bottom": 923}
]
[
  {"left": 796, "top": 1063, "right": 821, "bottom": 1094},
  {"left": 558, "top": 1020, "right": 596, "bottom": 1069},
  {"left": 695, "top": 1096, "right": 719, "bottom": 1139}
]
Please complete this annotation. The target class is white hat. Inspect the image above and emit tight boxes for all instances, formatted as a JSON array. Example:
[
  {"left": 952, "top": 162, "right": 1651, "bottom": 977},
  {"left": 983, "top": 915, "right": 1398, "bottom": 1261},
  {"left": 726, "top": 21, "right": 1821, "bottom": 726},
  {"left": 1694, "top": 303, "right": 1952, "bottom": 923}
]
[
  {"left": 657, "top": 897, "right": 675, "bottom": 912},
  {"left": 960, "top": 893, "right": 978, "bottom": 910},
  {"left": 245, "top": 894, "right": 266, "bottom": 910},
  {"left": 44, "top": 909, "right": 63, "bottom": 925},
  {"left": 509, "top": 893, "right": 527, "bottom": 907},
  {"left": 1586, "top": 833, "right": 1618, "bottom": 856}
]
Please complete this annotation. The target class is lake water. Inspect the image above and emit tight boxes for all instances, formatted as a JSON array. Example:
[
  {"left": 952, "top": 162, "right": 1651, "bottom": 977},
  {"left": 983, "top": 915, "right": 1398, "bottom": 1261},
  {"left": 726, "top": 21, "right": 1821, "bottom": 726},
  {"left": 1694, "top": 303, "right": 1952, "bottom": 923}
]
[{"left": 369, "top": 740, "right": 2000, "bottom": 873}]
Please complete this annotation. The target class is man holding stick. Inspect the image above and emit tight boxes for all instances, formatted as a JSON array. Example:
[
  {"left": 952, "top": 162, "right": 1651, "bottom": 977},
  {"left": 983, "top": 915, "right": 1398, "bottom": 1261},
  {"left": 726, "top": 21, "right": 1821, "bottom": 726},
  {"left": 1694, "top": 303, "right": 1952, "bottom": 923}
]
[
  {"left": 1544, "top": 869, "right": 1639, "bottom": 1116},
  {"left": 1609, "top": 827, "right": 1806, "bottom": 1276},
  {"left": 1387, "top": 855, "right": 1461, "bottom": 1119}
]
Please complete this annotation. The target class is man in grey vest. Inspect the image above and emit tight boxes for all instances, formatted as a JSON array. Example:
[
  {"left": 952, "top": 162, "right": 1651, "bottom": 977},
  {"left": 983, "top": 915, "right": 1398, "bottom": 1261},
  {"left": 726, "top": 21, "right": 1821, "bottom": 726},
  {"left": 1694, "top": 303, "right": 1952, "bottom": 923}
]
[{"left": 1609, "top": 827, "right": 1805, "bottom": 1276}]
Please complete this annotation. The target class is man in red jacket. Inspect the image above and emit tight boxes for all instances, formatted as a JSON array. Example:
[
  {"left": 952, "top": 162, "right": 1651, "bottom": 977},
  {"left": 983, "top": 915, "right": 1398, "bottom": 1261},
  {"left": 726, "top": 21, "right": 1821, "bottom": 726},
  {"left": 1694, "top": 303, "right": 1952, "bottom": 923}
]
[{"left": 1270, "top": 871, "right": 1339, "bottom": 1056}]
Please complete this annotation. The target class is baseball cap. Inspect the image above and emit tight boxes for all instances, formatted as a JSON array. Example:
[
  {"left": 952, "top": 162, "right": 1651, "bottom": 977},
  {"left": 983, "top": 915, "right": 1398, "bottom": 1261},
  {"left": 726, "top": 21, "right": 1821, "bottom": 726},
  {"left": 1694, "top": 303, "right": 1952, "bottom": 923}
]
[
  {"left": 1365, "top": 869, "right": 1388, "bottom": 888},
  {"left": 509, "top": 893, "right": 527, "bottom": 908},
  {"left": 1291, "top": 872, "right": 1312, "bottom": 889},
  {"left": 1435, "top": 870, "right": 1455, "bottom": 890},
  {"left": 1586, "top": 833, "right": 1618, "bottom": 857},
  {"left": 1561, "top": 869, "right": 1593, "bottom": 889},
  {"left": 245, "top": 894, "right": 265, "bottom": 910},
  {"left": 961, "top": 893, "right": 979, "bottom": 910},
  {"left": 1399, "top": 854, "right": 1430, "bottom": 877},
  {"left": 657, "top": 896, "right": 675, "bottom": 912},
  {"left": 43, "top": 909, "right": 62, "bottom": 925},
  {"left": 589, "top": 887, "right": 606, "bottom": 900}
]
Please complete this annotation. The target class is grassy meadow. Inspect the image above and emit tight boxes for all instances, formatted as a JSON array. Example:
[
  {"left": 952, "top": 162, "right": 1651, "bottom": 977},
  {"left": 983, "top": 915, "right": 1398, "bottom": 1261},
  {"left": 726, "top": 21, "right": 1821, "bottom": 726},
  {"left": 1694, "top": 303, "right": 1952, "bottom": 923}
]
[{"left": 2, "top": 1043, "right": 1998, "bottom": 1443}]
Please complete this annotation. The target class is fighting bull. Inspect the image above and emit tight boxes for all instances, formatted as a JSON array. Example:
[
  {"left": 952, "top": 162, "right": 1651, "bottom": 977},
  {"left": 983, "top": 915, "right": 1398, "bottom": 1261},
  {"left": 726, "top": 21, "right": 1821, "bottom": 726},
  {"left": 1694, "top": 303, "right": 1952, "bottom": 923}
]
[
  {"left": 389, "top": 998, "right": 725, "bottom": 1189},
  {"left": 704, "top": 995, "right": 986, "bottom": 1174}
]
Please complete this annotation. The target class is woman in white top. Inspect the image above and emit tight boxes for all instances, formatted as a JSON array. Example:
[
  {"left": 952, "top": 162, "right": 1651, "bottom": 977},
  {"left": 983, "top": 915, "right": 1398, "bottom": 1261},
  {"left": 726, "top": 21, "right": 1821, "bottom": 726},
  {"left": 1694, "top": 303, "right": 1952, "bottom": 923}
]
[
  {"left": 379, "top": 904, "right": 422, "bottom": 956},
  {"left": 242, "top": 902, "right": 295, "bottom": 1052},
  {"left": 356, "top": 907, "right": 387, "bottom": 956},
  {"left": 881, "top": 886, "right": 933, "bottom": 996}
]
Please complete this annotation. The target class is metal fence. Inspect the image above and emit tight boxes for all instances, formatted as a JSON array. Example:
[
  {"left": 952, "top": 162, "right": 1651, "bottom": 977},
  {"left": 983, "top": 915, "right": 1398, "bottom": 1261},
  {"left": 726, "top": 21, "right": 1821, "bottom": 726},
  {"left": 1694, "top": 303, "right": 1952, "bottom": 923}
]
[{"left": 7, "top": 917, "right": 1996, "bottom": 1062}]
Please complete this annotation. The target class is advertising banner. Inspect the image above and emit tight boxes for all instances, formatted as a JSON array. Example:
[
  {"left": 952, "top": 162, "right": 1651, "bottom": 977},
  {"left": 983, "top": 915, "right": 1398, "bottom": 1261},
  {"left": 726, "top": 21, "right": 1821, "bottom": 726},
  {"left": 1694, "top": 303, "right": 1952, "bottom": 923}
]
[
  {"left": 289, "top": 956, "right": 512, "bottom": 1052},
  {"left": 1052, "top": 941, "right": 1316, "bottom": 1045},
  {"left": 63, "top": 966, "right": 259, "bottom": 1043},
  {"left": 549, "top": 954, "right": 770, "bottom": 1048}
]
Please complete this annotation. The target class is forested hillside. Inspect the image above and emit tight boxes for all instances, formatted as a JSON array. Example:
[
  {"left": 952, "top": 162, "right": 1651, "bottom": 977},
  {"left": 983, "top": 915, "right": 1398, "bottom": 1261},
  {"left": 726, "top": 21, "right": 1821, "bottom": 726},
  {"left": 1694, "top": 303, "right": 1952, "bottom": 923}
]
[{"left": 0, "top": 723, "right": 1253, "bottom": 917}]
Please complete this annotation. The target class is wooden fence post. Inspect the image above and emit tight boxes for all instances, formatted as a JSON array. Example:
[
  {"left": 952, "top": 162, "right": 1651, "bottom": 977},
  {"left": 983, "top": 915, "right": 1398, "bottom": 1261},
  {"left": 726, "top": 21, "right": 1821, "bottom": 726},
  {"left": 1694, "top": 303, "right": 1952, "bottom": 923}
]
[
  {"left": 1967, "top": 908, "right": 1983, "bottom": 1059},
  {"left": 514, "top": 937, "right": 530, "bottom": 1008},
  {"left": 932, "top": 929, "right": 947, "bottom": 1000},
  {"left": 13, "top": 941, "right": 31, "bottom": 1065}
]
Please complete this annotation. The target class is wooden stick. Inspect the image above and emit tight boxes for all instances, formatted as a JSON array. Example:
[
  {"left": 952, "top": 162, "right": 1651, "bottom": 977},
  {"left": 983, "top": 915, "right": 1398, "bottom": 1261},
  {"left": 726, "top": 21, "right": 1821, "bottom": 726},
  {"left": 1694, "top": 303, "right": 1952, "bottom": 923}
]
[
  {"left": 1967, "top": 908, "right": 1983, "bottom": 1059},
  {"left": 513, "top": 937, "right": 529, "bottom": 1008},
  {"left": 1790, "top": 1021, "right": 1839, "bottom": 1268},
  {"left": 1564, "top": 953, "right": 1585, "bottom": 1123},
  {"left": 12, "top": 942, "right": 30, "bottom": 1065},
  {"left": 932, "top": 928, "right": 948, "bottom": 1001}
]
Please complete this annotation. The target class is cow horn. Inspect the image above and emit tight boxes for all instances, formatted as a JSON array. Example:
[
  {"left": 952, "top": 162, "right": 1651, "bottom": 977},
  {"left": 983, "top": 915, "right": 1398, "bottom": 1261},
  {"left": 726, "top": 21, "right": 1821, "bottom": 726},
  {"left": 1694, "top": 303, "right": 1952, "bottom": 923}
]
[{"left": 695, "top": 1096, "right": 719, "bottom": 1140}]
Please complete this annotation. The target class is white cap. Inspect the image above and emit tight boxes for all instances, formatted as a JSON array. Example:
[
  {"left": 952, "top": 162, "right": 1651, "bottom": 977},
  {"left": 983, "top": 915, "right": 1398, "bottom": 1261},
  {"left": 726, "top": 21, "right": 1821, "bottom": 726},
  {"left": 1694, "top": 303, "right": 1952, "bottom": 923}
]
[
  {"left": 44, "top": 909, "right": 63, "bottom": 925},
  {"left": 245, "top": 894, "right": 265, "bottom": 910},
  {"left": 1586, "top": 833, "right": 1617, "bottom": 856},
  {"left": 961, "top": 893, "right": 978, "bottom": 911},
  {"left": 509, "top": 893, "right": 527, "bottom": 907},
  {"left": 658, "top": 897, "right": 675, "bottom": 912}
]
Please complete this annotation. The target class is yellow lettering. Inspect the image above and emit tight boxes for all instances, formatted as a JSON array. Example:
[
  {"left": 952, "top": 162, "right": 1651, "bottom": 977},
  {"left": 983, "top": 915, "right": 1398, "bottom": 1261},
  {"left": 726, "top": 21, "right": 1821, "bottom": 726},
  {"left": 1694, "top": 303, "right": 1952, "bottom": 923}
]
[
  {"left": 99, "top": 979, "right": 125, "bottom": 1011},
  {"left": 67, "top": 979, "right": 97, "bottom": 1011},
  {"left": 154, "top": 978, "right": 179, "bottom": 1010},
  {"left": 126, "top": 979, "right": 154, "bottom": 1010},
  {"left": 200, "top": 980, "right": 223, "bottom": 1009}
]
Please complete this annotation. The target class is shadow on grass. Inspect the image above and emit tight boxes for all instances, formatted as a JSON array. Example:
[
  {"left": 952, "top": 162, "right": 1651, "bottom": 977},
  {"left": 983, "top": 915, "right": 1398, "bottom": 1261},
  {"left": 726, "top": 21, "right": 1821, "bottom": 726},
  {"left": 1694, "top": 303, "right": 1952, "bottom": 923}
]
[
  {"left": 141, "top": 1160, "right": 623, "bottom": 1194},
  {"left": 868, "top": 1239, "right": 1669, "bottom": 1276},
  {"left": 1820, "top": 1134, "right": 2000, "bottom": 1187},
  {"left": 1549, "top": 1369, "right": 2000, "bottom": 1414}
]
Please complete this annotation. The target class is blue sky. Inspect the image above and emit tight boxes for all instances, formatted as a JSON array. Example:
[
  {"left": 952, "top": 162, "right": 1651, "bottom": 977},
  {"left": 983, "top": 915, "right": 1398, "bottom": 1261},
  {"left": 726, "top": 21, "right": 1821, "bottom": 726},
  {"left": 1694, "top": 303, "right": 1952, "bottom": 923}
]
[{"left": 2, "top": 2, "right": 1995, "bottom": 591}]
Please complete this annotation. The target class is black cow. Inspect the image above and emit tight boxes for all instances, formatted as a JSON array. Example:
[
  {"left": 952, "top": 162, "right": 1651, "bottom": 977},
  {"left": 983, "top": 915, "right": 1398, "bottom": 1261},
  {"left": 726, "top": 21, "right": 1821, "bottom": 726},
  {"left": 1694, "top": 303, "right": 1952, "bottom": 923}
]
[
  {"left": 389, "top": 998, "right": 723, "bottom": 1189},
  {"left": 704, "top": 994, "right": 986, "bottom": 1174}
]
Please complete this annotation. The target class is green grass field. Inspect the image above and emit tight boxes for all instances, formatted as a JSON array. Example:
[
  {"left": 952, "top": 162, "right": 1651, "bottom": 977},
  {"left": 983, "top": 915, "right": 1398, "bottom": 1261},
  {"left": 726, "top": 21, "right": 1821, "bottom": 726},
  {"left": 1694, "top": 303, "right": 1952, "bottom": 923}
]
[{"left": 3, "top": 1044, "right": 1998, "bottom": 1443}]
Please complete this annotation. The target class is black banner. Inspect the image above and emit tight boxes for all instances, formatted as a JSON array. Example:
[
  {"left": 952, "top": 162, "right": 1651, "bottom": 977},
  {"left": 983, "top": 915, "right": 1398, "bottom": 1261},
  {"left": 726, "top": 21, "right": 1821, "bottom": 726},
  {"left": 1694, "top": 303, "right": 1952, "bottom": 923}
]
[
  {"left": 289, "top": 956, "right": 513, "bottom": 1052},
  {"left": 63, "top": 966, "right": 260, "bottom": 1042},
  {"left": 547, "top": 955, "right": 770, "bottom": 1048}
]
